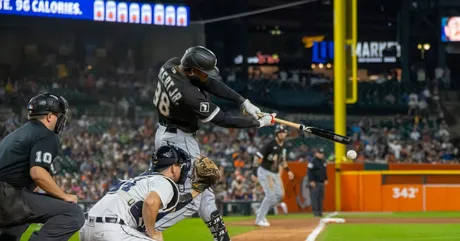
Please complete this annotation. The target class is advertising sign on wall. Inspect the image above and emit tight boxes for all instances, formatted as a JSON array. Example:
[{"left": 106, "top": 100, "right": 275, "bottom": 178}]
[
  {"left": 311, "top": 41, "right": 401, "bottom": 64},
  {"left": 234, "top": 52, "right": 280, "bottom": 65},
  {"left": 0, "top": 0, "right": 189, "bottom": 27}
]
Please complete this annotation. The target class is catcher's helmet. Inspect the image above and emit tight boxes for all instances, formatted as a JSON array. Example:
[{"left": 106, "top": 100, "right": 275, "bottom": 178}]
[
  {"left": 150, "top": 145, "right": 191, "bottom": 185},
  {"left": 27, "top": 93, "right": 69, "bottom": 134},
  {"left": 180, "top": 46, "right": 219, "bottom": 79},
  {"left": 275, "top": 124, "right": 288, "bottom": 134}
]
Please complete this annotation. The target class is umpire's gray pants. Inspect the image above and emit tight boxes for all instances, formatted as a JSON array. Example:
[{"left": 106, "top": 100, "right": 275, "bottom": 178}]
[
  {"left": 310, "top": 182, "right": 325, "bottom": 216},
  {"left": 153, "top": 125, "right": 218, "bottom": 229},
  {"left": 256, "top": 167, "right": 284, "bottom": 223}
]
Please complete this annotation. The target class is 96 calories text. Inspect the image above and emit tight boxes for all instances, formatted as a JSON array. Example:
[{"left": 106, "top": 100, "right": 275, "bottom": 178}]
[{"left": 0, "top": 0, "right": 82, "bottom": 15}]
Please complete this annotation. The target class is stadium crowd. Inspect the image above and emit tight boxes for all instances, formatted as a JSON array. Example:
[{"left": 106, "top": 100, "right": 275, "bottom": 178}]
[
  {"left": 0, "top": 63, "right": 454, "bottom": 203},
  {"left": 0, "top": 108, "right": 455, "bottom": 204}
]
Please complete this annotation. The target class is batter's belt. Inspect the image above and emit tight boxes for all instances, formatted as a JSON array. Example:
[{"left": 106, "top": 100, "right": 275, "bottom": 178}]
[{"left": 165, "top": 127, "right": 197, "bottom": 137}]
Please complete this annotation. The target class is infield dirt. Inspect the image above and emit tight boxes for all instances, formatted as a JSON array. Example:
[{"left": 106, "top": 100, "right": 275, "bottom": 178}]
[{"left": 229, "top": 218, "right": 320, "bottom": 241}]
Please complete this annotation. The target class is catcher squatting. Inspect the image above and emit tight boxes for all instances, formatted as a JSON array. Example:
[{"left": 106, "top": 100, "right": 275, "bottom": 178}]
[{"left": 81, "top": 145, "right": 222, "bottom": 241}]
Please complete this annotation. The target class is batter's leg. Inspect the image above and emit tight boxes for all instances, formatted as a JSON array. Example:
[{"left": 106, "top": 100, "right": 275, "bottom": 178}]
[
  {"left": 199, "top": 189, "right": 230, "bottom": 241},
  {"left": 251, "top": 202, "right": 261, "bottom": 214},
  {"left": 273, "top": 174, "right": 284, "bottom": 204},
  {"left": 272, "top": 175, "right": 284, "bottom": 216},
  {"left": 279, "top": 202, "right": 288, "bottom": 214},
  {"left": 154, "top": 125, "right": 166, "bottom": 151},
  {"left": 256, "top": 168, "right": 277, "bottom": 223},
  {"left": 154, "top": 131, "right": 202, "bottom": 231},
  {"left": 155, "top": 190, "right": 201, "bottom": 231}
]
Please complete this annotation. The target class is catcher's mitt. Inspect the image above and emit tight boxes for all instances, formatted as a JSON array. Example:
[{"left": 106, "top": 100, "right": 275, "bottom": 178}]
[{"left": 191, "top": 155, "right": 221, "bottom": 192}]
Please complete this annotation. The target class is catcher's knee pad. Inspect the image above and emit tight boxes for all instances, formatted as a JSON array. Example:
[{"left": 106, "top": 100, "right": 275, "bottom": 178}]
[{"left": 205, "top": 210, "right": 230, "bottom": 241}]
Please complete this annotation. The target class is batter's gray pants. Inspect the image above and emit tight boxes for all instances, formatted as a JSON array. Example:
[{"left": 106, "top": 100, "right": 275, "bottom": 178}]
[
  {"left": 310, "top": 182, "right": 325, "bottom": 216},
  {"left": 255, "top": 167, "right": 284, "bottom": 223},
  {"left": 154, "top": 125, "right": 218, "bottom": 230}
]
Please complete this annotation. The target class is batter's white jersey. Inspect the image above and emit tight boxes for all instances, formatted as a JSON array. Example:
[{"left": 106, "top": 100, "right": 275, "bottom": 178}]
[{"left": 87, "top": 173, "right": 179, "bottom": 231}]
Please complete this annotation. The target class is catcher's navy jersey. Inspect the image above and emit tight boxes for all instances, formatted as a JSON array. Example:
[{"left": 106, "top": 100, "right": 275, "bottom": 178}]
[
  {"left": 154, "top": 58, "right": 221, "bottom": 133},
  {"left": 257, "top": 140, "right": 287, "bottom": 174},
  {"left": 0, "top": 120, "right": 59, "bottom": 191}
]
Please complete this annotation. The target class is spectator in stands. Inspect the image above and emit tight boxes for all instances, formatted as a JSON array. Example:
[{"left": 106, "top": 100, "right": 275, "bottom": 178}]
[
  {"left": 408, "top": 92, "right": 419, "bottom": 116},
  {"left": 410, "top": 127, "right": 421, "bottom": 141}
]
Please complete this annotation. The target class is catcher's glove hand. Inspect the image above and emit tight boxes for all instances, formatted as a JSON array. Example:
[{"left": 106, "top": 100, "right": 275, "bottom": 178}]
[{"left": 191, "top": 155, "right": 221, "bottom": 193}]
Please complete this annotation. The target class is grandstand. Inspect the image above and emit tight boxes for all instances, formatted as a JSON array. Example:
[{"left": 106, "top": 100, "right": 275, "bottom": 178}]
[{"left": 1, "top": 0, "right": 460, "bottom": 240}]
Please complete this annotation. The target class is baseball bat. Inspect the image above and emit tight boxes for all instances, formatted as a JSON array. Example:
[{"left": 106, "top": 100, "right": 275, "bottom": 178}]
[{"left": 258, "top": 113, "right": 351, "bottom": 145}]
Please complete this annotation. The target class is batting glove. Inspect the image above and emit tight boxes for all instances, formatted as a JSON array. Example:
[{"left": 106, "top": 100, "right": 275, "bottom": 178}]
[
  {"left": 241, "top": 99, "right": 262, "bottom": 119},
  {"left": 258, "top": 113, "right": 276, "bottom": 128}
]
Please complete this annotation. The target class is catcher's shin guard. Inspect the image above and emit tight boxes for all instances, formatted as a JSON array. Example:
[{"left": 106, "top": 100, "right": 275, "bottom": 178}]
[{"left": 205, "top": 210, "right": 230, "bottom": 241}]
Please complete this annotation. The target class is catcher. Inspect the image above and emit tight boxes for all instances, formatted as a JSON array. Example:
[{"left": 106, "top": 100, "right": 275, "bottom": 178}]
[{"left": 80, "top": 145, "right": 220, "bottom": 241}]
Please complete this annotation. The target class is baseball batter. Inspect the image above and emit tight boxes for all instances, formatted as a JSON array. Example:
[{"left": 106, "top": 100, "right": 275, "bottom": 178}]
[
  {"left": 80, "top": 145, "right": 221, "bottom": 241},
  {"left": 151, "top": 46, "right": 276, "bottom": 241},
  {"left": 254, "top": 125, "right": 294, "bottom": 227}
]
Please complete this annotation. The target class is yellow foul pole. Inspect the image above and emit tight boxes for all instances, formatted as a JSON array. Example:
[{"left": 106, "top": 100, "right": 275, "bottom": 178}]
[{"left": 333, "top": 0, "right": 346, "bottom": 211}]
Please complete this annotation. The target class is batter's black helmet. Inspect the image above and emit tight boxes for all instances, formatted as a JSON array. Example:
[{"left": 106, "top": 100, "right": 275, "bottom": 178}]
[
  {"left": 150, "top": 145, "right": 191, "bottom": 185},
  {"left": 27, "top": 93, "right": 69, "bottom": 134},
  {"left": 180, "top": 46, "right": 219, "bottom": 79}
]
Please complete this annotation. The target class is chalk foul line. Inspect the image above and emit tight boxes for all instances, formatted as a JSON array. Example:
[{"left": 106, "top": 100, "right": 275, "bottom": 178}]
[{"left": 305, "top": 212, "right": 344, "bottom": 241}]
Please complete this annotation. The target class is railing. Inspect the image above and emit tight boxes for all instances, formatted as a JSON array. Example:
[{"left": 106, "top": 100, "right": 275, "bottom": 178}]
[{"left": 78, "top": 200, "right": 268, "bottom": 217}]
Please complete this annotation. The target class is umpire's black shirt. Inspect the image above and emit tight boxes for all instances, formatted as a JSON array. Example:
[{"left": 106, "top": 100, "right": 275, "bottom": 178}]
[
  {"left": 0, "top": 120, "right": 59, "bottom": 191},
  {"left": 307, "top": 157, "right": 328, "bottom": 183}
]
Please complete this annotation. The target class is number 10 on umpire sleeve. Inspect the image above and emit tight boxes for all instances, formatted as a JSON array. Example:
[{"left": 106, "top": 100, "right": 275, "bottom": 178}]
[{"left": 35, "top": 151, "right": 53, "bottom": 164}]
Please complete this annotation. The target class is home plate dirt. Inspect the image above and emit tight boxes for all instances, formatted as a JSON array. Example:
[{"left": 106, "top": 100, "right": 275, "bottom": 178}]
[{"left": 230, "top": 218, "right": 319, "bottom": 241}]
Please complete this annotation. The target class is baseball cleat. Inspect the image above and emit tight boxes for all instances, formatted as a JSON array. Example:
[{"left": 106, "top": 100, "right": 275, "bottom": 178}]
[{"left": 255, "top": 220, "right": 271, "bottom": 227}]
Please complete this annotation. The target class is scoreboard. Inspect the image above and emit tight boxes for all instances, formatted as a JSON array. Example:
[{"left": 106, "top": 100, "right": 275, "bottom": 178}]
[{"left": 0, "top": 0, "right": 189, "bottom": 27}]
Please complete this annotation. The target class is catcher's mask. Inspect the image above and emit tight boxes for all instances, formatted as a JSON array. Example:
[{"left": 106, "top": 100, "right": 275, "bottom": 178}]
[{"left": 150, "top": 145, "right": 191, "bottom": 187}]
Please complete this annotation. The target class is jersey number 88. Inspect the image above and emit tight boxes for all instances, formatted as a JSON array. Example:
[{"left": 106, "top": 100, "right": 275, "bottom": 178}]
[{"left": 153, "top": 82, "right": 170, "bottom": 117}]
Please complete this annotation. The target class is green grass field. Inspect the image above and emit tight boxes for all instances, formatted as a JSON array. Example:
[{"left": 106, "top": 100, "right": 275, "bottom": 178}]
[
  {"left": 20, "top": 212, "right": 460, "bottom": 241},
  {"left": 318, "top": 212, "right": 460, "bottom": 241},
  {"left": 21, "top": 215, "right": 311, "bottom": 241}
]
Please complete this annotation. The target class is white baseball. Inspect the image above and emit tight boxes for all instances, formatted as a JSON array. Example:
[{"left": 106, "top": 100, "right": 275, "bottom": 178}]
[{"left": 346, "top": 150, "right": 357, "bottom": 159}]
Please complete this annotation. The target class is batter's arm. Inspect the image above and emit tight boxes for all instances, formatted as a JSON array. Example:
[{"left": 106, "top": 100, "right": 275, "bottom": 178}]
[
  {"left": 210, "top": 110, "right": 261, "bottom": 128},
  {"left": 199, "top": 76, "right": 262, "bottom": 119},
  {"left": 181, "top": 88, "right": 272, "bottom": 128},
  {"left": 198, "top": 76, "right": 246, "bottom": 105}
]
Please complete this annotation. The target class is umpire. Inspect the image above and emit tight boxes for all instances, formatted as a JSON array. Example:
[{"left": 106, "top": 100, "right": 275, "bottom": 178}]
[
  {"left": 307, "top": 148, "right": 328, "bottom": 217},
  {"left": 0, "top": 93, "right": 84, "bottom": 241}
]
